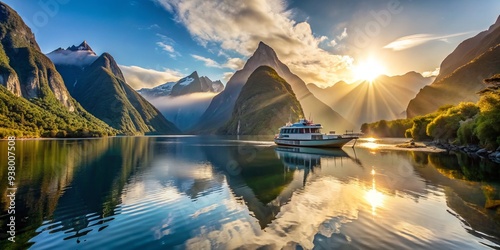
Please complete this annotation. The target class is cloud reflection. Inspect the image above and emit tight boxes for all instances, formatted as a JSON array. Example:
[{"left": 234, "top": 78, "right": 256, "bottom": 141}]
[{"left": 185, "top": 177, "right": 364, "bottom": 249}]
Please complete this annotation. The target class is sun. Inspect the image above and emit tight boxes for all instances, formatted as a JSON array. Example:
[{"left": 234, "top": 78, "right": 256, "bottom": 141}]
[{"left": 353, "top": 59, "right": 386, "bottom": 82}]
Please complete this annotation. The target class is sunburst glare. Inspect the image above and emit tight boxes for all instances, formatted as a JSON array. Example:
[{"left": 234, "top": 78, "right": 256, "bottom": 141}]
[{"left": 353, "top": 58, "right": 386, "bottom": 82}]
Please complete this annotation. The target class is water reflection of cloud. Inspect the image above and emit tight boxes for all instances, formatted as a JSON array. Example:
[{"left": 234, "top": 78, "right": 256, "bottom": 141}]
[
  {"left": 185, "top": 177, "right": 364, "bottom": 249},
  {"left": 190, "top": 204, "right": 219, "bottom": 218},
  {"left": 395, "top": 221, "right": 435, "bottom": 243}
]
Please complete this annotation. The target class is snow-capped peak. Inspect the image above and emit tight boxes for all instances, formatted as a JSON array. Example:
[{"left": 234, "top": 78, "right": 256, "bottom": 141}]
[
  {"left": 67, "top": 41, "right": 95, "bottom": 54},
  {"left": 178, "top": 76, "right": 195, "bottom": 86},
  {"left": 46, "top": 41, "right": 98, "bottom": 67}
]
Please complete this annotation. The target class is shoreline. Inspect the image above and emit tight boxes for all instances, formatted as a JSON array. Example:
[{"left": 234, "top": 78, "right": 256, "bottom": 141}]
[
  {"left": 426, "top": 141, "right": 500, "bottom": 164},
  {"left": 353, "top": 137, "right": 500, "bottom": 163}
]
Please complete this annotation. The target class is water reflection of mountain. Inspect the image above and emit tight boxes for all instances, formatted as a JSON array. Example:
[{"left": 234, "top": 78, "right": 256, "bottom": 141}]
[
  {"left": 48, "top": 137, "right": 155, "bottom": 240},
  {"left": 199, "top": 142, "right": 290, "bottom": 228},
  {"left": 201, "top": 143, "right": 355, "bottom": 229},
  {"left": 410, "top": 151, "right": 500, "bottom": 244},
  {"left": 0, "top": 137, "right": 156, "bottom": 248},
  {"left": 0, "top": 139, "right": 111, "bottom": 248}
]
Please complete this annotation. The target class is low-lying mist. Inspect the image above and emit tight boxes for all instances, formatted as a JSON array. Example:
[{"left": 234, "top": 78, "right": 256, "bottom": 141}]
[{"left": 147, "top": 92, "right": 218, "bottom": 132}]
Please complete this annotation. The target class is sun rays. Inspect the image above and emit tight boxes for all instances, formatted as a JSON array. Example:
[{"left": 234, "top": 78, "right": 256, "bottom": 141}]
[{"left": 353, "top": 58, "right": 386, "bottom": 82}]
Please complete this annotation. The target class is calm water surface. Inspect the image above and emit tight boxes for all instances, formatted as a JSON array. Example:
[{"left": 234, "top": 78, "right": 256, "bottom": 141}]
[{"left": 1, "top": 136, "right": 500, "bottom": 249}]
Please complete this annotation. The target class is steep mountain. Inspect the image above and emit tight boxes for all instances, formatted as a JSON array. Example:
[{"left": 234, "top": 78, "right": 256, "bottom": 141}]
[
  {"left": 407, "top": 16, "right": 500, "bottom": 118},
  {"left": 191, "top": 42, "right": 353, "bottom": 133},
  {"left": 308, "top": 72, "right": 432, "bottom": 126},
  {"left": 170, "top": 71, "right": 202, "bottom": 96},
  {"left": 436, "top": 16, "right": 500, "bottom": 82},
  {"left": 219, "top": 66, "right": 304, "bottom": 135},
  {"left": 73, "top": 53, "right": 179, "bottom": 135},
  {"left": 46, "top": 41, "right": 98, "bottom": 93},
  {"left": 0, "top": 2, "right": 74, "bottom": 110}
]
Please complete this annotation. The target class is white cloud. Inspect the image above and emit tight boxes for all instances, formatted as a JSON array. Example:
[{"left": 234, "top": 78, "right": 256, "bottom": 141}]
[
  {"left": 155, "top": 0, "right": 355, "bottom": 85},
  {"left": 222, "top": 72, "right": 234, "bottom": 82},
  {"left": 156, "top": 41, "right": 175, "bottom": 53},
  {"left": 328, "top": 40, "right": 337, "bottom": 47},
  {"left": 119, "top": 65, "right": 184, "bottom": 89},
  {"left": 191, "top": 55, "right": 245, "bottom": 70},
  {"left": 46, "top": 50, "right": 98, "bottom": 66},
  {"left": 384, "top": 32, "right": 471, "bottom": 51},
  {"left": 191, "top": 54, "right": 222, "bottom": 68},
  {"left": 337, "top": 28, "right": 348, "bottom": 41},
  {"left": 223, "top": 57, "right": 245, "bottom": 70},
  {"left": 155, "top": 34, "right": 180, "bottom": 58},
  {"left": 422, "top": 67, "right": 440, "bottom": 78}
]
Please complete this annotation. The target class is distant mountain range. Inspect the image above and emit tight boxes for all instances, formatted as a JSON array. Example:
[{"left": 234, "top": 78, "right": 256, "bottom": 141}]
[
  {"left": 308, "top": 72, "right": 432, "bottom": 127},
  {"left": 191, "top": 42, "right": 354, "bottom": 134},
  {"left": 137, "top": 71, "right": 224, "bottom": 131},
  {"left": 219, "top": 65, "right": 304, "bottom": 135},
  {"left": 407, "top": 16, "right": 500, "bottom": 118},
  {"left": 138, "top": 71, "right": 224, "bottom": 98}
]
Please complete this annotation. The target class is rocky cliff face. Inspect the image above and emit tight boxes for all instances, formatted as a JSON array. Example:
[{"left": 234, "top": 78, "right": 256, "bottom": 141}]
[
  {"left": 436, "top": 16, "right": 500, "bottom": 82},
  {"left": 220, "top": 66, "right": 304, "bottom": 135},
  {"left": 0, "top": 2, "right": 75, "bottom": 111},
  {"left": 73, "top": 53, "right": 179, "bottom": 135}
]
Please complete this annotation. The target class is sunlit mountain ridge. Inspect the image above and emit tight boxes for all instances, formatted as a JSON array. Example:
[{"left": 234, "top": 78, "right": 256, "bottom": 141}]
[{"left": 407, "top": 16, "right": 500, "bottom": 118}]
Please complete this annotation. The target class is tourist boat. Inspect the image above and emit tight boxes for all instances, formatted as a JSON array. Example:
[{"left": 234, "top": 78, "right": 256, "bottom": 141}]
[{"left": 274, "top": 119, "right": 359, "bottom": 148}]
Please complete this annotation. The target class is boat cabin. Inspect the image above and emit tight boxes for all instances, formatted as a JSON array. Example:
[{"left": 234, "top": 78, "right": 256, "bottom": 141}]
[{"left": 279, "top": 127, "right": 321, "bottom": 134}]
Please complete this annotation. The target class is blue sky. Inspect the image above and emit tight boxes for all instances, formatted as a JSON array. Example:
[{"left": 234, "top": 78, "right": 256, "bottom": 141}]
[{"left": 3, "top": 0, "right": 500, "bottom": 89}]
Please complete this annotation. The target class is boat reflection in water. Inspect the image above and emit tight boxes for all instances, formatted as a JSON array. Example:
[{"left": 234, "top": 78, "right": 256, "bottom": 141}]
[{"left": 274, "top": 146, "right": 356, "bottom": 186}]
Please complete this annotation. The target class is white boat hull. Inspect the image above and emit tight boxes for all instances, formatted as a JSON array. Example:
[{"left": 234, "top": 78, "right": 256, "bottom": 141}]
[{"left": 274, "top": 137, "right": 354, "bottom": 148}]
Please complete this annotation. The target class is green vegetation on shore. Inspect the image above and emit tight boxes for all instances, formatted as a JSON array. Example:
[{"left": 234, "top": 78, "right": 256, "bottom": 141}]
[
  {"left": 362, "top": 75, "right": 500, "bottom": 149},
  {"left": 0, "top": 85, "right": 116, "bottom": 138}
]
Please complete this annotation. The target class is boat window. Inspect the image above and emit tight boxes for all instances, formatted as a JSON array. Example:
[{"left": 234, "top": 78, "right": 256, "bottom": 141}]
[
  {"left": 300, "top": 128, "right": 304, "bottom": 133},
  {"left": 305, "top": 128, "right": 310, "bottom": 133},
  {"left": 293, "top": 129, "right": 298, "bottom": 134}
]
